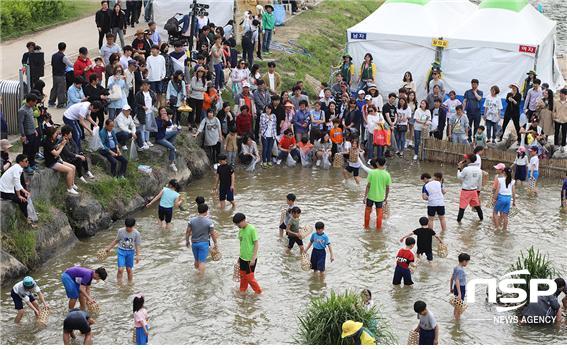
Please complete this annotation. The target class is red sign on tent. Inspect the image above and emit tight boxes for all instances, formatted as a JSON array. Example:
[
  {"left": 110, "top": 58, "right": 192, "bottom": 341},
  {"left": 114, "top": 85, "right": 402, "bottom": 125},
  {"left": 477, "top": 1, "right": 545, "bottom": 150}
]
[{"left": 519, "top": 45, "right": 537, "bottom": 54}]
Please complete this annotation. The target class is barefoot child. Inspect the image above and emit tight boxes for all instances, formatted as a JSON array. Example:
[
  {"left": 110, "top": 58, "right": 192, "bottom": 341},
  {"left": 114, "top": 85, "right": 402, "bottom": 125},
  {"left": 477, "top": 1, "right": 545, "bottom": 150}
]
[
  {"left": 450, "top": 253, "right": 470, "bottom": 320},
  {"left": 393, "top": 237, "right": 416, "bottom": 286},
  {"left": 186, "top": 204, "right": 218, "bottom": 273},
  {"left": 512, "top": 146, "right": 528, "bottom": 186},
  {"left": 492, "top": 164, "right": 516, "bottom": 230},
  {"left": 421, "top": 172, "right": 447, "bottom": 232},
  {"left": 413, "top": 301, "right": 439, "bottom": 345},
  {"left": 304, "top": 221, "right": 335, "bottom": 275},
  {"left": 105, "top": 218, "right": 141, "bottom": 283},
  {"left": 11, "top": 276, "right": 49, "bottom": 323},
  {"left": 342, "top": 137, "right": 363, "bottom": 184},
  {"left": 286, "top": 207, "right": 305, "bottom": 254},
  {"left": 145, "top": 179, "right": 183, "bottom": 229},
  {"left": 215, "top": 154, "right": 236, "bottom": 209},
  {"left": 528, "top": 145, "right": 540, "bottom": 193},
  {"left": 279, "top": 193, "right": 297, "bottom": 237},
  {"left": 400, "top": 217, "right": 443, "bottom": 262},
  {"left": 133, "top": 293, "right": 149, "bottom": 345}
]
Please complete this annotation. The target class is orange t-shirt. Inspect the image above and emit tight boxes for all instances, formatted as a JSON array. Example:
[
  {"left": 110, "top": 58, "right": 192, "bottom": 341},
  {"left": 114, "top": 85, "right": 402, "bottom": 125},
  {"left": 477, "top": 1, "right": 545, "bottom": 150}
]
[{"left": 329, "top": 127, "right": 344, "bottom": 144}]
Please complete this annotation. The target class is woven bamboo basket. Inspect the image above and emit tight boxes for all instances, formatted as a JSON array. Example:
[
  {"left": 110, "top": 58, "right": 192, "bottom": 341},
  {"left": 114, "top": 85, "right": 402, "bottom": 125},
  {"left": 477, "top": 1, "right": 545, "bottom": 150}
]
[
  {"left": 132, "top": 328, "right": 136, "bottom": 343},
  {"left": 96, "top": 249, "right": 109, "bottom": 262},
  {"left": 349, "top": 148, "right": 358, "bottom": 163},
  {"left": 333, "top": 153, "right": 344, "bottom": 168},
  {"left": 301, "top": 253, "right": 311, "bottom": 271},
  {"left": 38, "top": 306, "right": 50, "bottom": 325},
  {"left": 482, "top": 170, "right": 489, "bottom": 187},
  {"left": 87, "top": 299, "right": 100, "bottom": 314},
  {"left": 449, "top": 295, "right": 468, "bottom": 314},
  {"left": 407, "top": 329, "right": 419, "bottom": 345},
  {"left": 210, "top": 247, "right": 222, "bottom": 261},
  {"left": 232, "top": 261, "right": 240, "bottom": 282},
  {"left": 383, "top": 202, "right": 390, "bottom": 216},
  {"left": 437, "top": 243, "right": 448, "bottom": 258},
  {"left": 508, "top": 205, "right": 520, "bottom": 218},
  {"left": 487, "top": 193, "right": 495, "bottom": 209},
  {"left": 528, "top": 177, "right": 536, "bottom": 192},
  {"left": 299, "top": 225, "right": 313, "bottom": 240}
]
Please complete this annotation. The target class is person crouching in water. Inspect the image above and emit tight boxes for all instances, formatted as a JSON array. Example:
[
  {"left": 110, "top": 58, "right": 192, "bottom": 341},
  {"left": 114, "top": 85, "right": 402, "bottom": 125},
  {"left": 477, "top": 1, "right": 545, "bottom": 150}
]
[
  {"left": 341, "top": 320, "right": 376, "bottom": 345},
  {"left": 492, "top": 164, "right": 516, "bottom": 230},
  {"left": 145, "top": 179, "right": 183, "bottom": 229}
]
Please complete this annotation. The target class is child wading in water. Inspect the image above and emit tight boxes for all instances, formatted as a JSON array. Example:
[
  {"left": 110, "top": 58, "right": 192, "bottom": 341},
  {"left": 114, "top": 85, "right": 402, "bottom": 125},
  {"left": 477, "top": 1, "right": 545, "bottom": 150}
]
[
  {"left": 145, "top": 179, "right": 183, "bottom": 229},
  {"left": 492, "top": 164, "right": 516, "bottom": 230},
  {"left": 286, "top": 207, "right": 305, "bottom": 254},
  {"left": 304, "top": 221, "right": 334, "bottom": 276},
  {"left": 421, "top": 172, "right": 447, "bottom": 232},
  {"left": 413, "top": 300, "right": 439, "bottom": 345},
  {"left": 528, "top": 145, "right": 540, "bottom": 193},
  {"left": 215, "top": 154, "right": 236, "bottom": 209},
  {"left": 133, "top": 293, "right": 149, "bottom": 345},
  {"left": 400, "top": 217, "right": 443, "bottom": 263},
  {"left": 393, "top": 237, "right": 416, "bottom": 286},
  {"left": 342, "top": 137, "right": 363, "bottom": 184},
  {"left": 512, "top": 146, "right": 528, "bottom": 186},
  {"left": 279, "top": 193, "right": 297, "bottom": 237},
  {"left": 105, "top": 218, "right": 141, "bottom": 283},
  {"left": 450, "top": 253, "right": 470, "bottom": 320}
]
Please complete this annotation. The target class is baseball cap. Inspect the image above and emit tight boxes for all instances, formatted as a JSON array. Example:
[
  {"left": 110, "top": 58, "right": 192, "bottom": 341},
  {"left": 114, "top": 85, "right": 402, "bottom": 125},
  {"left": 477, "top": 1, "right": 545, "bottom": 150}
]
[
  {"left": 23, "top": 276, "right": 34, "bottom": 289},
  {"left": 122, "top": 105, "right": 132, "bottom": 111},
  {"left": 494, "top": 163, "right": 506, "bottom": 170},
  {"left": 365, "top": 95, "right": 372, "bottom": 100},
  {"left": 357, "top": 90, "right": 365, "bottom": 95}
]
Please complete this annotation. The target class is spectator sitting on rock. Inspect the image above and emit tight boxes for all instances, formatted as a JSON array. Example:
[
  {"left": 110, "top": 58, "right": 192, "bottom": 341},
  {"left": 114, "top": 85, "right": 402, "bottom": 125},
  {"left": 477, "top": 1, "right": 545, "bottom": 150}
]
[
  {"left": 155, "top": 107, "right": 178, "bottom": 172},
  {"left": 60, "top": 125, "right": 95, "bottom": 184},
  {"left": 43, "top": 127, "right": 79, "bottom": 195},
  {"left": 99, "top": 119, "right": 128, "bottom": 178},
  {"left": 0, "top": 154, "right": 36, "bottom": 226},
  {"left": 114, "top": 105, "right": 141, "bottom": 150},
  {"left": 1, "top": 139, "right": 12, "bottom": 174}
]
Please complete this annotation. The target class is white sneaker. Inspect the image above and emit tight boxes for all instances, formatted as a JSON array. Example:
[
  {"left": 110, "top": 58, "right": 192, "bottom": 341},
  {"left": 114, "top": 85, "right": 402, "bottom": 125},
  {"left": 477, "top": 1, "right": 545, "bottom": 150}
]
[
  {"left": 67, "top": 188, "right": 79, "bottom": 195},
  {"left": 72, "top": 184, "right": 78, "bottom": 190},
  {"left": 122, "top": 145, "right": 128, "bottom": 150},
  {"left": 316, "top": 160, "right": 321, "bottom": 167},
  {"left": 276, "top": 159, "right": 282, "bottom": 165},
  {"left": 142, "top": 145, "right": 150, "bottom": 150},
  {"left": 562, "top": 146, "right": 565, "bottom": 153},
  {"left": 86, "top": 171, "right": 95, "bottom": 179},
  {"left": 79, "top": 176, "right": 88, "bottom": 183},
  {"left": 147, "top": 141, "right": 154, "bottom": 147},
  {"left": 170, "top": 163, "right": 178, "bottom": 172},
  {"left": 413, "top": 154, "right": 418, "bottom": 160}
]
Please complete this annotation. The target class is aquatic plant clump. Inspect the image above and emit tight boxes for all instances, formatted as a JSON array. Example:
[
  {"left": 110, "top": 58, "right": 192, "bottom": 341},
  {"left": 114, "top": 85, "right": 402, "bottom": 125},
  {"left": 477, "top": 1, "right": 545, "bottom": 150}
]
[
  {"left": 297, "top": 290, "right": 396, "bottom": 345},
  {"left": 509, "top": 247, "right": 557, "bottom": 298}
]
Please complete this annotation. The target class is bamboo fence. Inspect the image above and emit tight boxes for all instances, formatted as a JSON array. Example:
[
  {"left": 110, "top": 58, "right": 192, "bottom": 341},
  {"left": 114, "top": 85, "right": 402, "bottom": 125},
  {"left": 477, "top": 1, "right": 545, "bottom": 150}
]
[{"left": 421, "top": 138, "right": 567, "bottom": 179}]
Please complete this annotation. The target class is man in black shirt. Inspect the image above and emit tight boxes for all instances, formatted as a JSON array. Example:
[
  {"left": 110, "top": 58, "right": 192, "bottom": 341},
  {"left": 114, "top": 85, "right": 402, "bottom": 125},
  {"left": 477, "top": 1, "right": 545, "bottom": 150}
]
[
  {"left": 63, "top": 309, "right": 95, "bottom": 345},
  {"left": 95, "top": 1, "right": 111, "bottom": 49},
  {"left": 83, "top": 74, "right": 108, "bottom": 129},
  {"left": 215, "top": 154, "right": 236, "bottom": 210}
]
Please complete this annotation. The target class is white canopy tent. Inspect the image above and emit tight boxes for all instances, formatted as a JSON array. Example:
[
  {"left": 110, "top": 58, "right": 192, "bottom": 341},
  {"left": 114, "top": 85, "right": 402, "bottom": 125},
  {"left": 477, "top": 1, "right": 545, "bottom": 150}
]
[
  {"left": 346, "top": 0, "right": 478, "bottom": 99},
  {"left": 152, "top": 0, "right": 234, "bottom": 36},
  {"left": 442, "top": 0, "right": 566, "bottom": 95}
]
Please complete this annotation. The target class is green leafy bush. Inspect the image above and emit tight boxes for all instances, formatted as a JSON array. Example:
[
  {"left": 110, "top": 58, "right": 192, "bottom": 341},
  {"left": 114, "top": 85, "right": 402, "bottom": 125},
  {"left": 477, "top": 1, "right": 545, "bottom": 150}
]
[
  {"left": 297, "top": 290, "right": 396, "bottom": 345},
  {"left": 510, "top": 247, "right": 557, "bottom": 299}
]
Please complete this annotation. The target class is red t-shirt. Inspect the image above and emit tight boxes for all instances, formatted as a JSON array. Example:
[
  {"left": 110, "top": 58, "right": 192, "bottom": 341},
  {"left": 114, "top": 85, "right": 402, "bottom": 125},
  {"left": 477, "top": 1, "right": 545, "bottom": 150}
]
[
  {"left": 236, "top": 112, "right": 252, "bottom": 136},
  {"left": 280, "top": 136, "right": 296, "bottom": 150},
  {"left": 396, "top": 248, "right": 414, "bottom": 269}
]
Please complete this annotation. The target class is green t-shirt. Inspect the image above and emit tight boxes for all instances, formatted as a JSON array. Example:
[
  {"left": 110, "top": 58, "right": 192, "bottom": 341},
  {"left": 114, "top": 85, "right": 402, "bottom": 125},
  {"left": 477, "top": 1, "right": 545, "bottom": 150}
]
[
  {"left": 239, "top": 223, "right": 258, "bottom": 261},
  {"left": 367, "top": 169, "right": 392, "bottom": 202},
  {"left": 288, "top": 217, "right": 300, "bottom": 234}
]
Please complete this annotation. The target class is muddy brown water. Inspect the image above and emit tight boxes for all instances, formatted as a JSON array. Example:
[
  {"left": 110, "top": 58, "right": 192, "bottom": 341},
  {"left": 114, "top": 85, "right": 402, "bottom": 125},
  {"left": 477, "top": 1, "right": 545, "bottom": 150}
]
[{"left": 1, "top": 159, "right": 566, "bottom": 345}]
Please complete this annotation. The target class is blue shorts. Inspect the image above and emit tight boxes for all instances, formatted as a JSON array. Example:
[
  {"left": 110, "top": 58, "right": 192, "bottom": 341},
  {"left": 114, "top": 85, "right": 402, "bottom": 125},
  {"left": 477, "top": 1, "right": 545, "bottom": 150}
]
[
  {"left": 393, "top": 265, "right": 413, "bottom": 285},
  {"left": 310, "top": 248, "right": 326, "bottom": 272},
  {"left": 494, "top": 194, "right": 511, "bottom": 214},
  {"left": 136, "top": 325, "right": 149, "bottom": 345},
  {"left": 191, "top": 241, "right": 209, "bottom": 263},
  {"left": 529, "top": 170, "right": 539, "bottom": 180},
  {"left": 219, "top": 187, "right": 234, "bottom": 202},
  {"left": 61, "top": 272, "right": 80, "bottom": 299},
  {"left": 117, "top": 248, "right": 135, "bottom": 269},
  {"left": 11, "top": 289, "right": 35, "bottom": 310},
  {"left": 453, "top": 285, "right": 466, "bottom": 300}
]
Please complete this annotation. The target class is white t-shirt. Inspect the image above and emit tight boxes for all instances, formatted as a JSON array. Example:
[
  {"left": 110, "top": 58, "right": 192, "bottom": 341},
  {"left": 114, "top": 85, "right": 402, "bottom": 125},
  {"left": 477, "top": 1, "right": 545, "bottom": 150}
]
[
  {"left": 483, "top": 95, "right": 503, "bottom": 123},
  {"left": 443, "top": 98, "right": 462, "bottom": 122},
  {"left": 513, "top": 155, "right": 528, "bottom": 166},
  {"left": 397, "top": 107, "right": 411, "bottom": 125},
  {"left": 497, "top": 177, "right": 515, "bottom": 196},
  {"left": 529, "top": 155, "right": 539, "bottom": 171},
  {"left": 143, "top": 91, "right": 152, "bottom": 115},
  {"left": 268, "top": 72, "right": 275, "bottom": 92},
  {"left": 366, "top": 113, "right": 383, "bottom": 133},
  {"left": 413, "top": 108, "right": 431, "bottom": 131},
  {"left": 63, "top": 102, "right": 90, "bottom": 121},
  {"left": 472, "top": 155, "right": 482, "bottom": 168},
  {"left": 423, "top": 180, "right": 445, "bottom": 207},
  {"left": 431, "top": 108, "right": 440, "bottom": 131},
  {"left": 372, "top": 95, "right": 384, "bottom": 111}
]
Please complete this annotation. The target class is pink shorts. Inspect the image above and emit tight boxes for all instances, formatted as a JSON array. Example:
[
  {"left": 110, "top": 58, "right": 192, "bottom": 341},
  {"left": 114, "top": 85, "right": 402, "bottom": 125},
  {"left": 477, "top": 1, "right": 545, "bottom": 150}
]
[{"left": 459, "top": 189, "right": 480, "bottom": 209}]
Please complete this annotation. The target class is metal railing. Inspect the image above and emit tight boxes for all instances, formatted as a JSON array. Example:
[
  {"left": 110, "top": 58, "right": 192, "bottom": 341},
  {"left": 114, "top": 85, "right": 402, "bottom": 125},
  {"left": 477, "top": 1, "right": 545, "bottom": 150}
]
[{"left": 0, "top": 65, "right": 30, "bottom": 135}]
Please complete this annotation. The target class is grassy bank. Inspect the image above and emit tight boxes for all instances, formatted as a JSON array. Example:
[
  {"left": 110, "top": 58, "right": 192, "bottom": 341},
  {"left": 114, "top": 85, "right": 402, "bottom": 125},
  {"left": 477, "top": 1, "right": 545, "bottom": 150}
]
[{"left": 0, "top": 0, "right": 100, "bottom": 42}]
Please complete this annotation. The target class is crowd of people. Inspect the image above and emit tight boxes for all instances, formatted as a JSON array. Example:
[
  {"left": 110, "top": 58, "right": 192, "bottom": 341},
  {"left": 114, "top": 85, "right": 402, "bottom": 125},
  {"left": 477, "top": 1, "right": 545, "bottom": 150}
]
[{"left": 2, "top": 0, "right": 567, "bottom": 345}]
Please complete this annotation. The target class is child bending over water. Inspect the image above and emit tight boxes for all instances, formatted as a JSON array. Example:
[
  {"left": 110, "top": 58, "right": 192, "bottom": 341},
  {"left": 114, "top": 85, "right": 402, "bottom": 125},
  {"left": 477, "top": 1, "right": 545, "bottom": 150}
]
[{"left": 145, "top": 179, "right": 183, "bottom": 229}]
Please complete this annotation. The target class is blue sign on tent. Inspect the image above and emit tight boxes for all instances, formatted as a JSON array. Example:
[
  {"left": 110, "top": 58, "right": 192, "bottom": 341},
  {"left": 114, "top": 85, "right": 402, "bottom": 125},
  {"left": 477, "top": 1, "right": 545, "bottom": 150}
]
[{"left": 350, "top": 32, "right": 367, "bottom": 40}]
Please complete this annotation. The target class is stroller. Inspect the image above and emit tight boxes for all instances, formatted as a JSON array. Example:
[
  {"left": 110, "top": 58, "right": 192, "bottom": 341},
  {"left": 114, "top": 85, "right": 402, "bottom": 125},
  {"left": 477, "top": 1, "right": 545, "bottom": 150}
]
[{"left": 164, "top": 13, "right": 189, "bottom": 45}]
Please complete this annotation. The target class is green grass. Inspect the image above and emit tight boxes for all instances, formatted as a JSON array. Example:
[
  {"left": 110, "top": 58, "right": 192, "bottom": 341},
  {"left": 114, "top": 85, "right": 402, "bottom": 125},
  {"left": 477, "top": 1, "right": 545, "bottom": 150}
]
[
  {"left": 1, "top": 0, "right": 100, "bottom": 41},
  {"left": 83, "top": 163, "right": 142, "bottom": 208},
  {"left": 297, "top": 290, "right": 396, "bottom": 345},
  {"left": 510, "top": 247, "right": 557, "bottom": 298},
  {"left": 1, "top": 215, "right": 38, "bottom": 267}
]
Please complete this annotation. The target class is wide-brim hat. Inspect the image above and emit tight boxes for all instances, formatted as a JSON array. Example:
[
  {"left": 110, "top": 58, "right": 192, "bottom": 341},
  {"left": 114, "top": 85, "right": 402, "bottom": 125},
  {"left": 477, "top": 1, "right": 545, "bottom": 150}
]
[
  {"left": 509, "top": 83, "right": 520, "bottom": 90},
  {"left": 342, "top": 54, "right": 352, "bottom": 61},
  {"left": 367, "top": 83, "right": 378, "bottom": 91},
  {"left": 341, "top": 321, "right": 363, "bottom": 338},
  {"left": 264, "top": 4, "right": 274, "bottom": 11},
  {"left": 527, "top": 70, "right": 537, "bottom": 76}
]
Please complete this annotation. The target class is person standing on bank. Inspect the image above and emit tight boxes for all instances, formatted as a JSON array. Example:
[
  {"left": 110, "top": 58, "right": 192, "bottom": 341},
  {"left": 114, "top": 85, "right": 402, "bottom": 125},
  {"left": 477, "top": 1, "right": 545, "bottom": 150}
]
[
  {"left": 262, "top": 4, "right": 275, "bottom": 54},
  {"left": 18, "top": 94, "right": 39, "bottom": 174},
  {"left": 500, "top": 83, "right": 522, "bottom": 144},
  {"left": 0, "top": 154, "right": 33, "bottom": 224},
  {"left": 95, "top": 0, "right": 112, "bottom": 49},
  {"left": 463, "top": 79, "right": 483, "bottom": 142},
  {"left": 49, "top": 42, "right": 74, "bottom": 108}
]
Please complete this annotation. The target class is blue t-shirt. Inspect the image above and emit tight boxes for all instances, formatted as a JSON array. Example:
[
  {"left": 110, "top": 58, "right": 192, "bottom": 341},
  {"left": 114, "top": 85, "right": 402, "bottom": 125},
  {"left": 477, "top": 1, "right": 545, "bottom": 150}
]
[
  {"left": 464, "top": 89, "right": 483, "bottom": 116},
  {"left": 159, "top": 187, "right": 180, "bottom": 208},
  {"left": 107, "top": 131, "right": 117, "bottom": 150},
  {"left": 452, "top": 266, "right": 466, "bottom": 289},
  {"left": 310, "top": 232, "right": 330, "bottom": 250}
]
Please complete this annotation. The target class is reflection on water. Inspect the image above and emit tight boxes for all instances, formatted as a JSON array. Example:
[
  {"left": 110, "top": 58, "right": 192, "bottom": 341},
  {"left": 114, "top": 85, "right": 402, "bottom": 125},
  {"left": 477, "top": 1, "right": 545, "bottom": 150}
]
[{"left": 1, "top": 160, "right": 566, "bottom": 345}]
